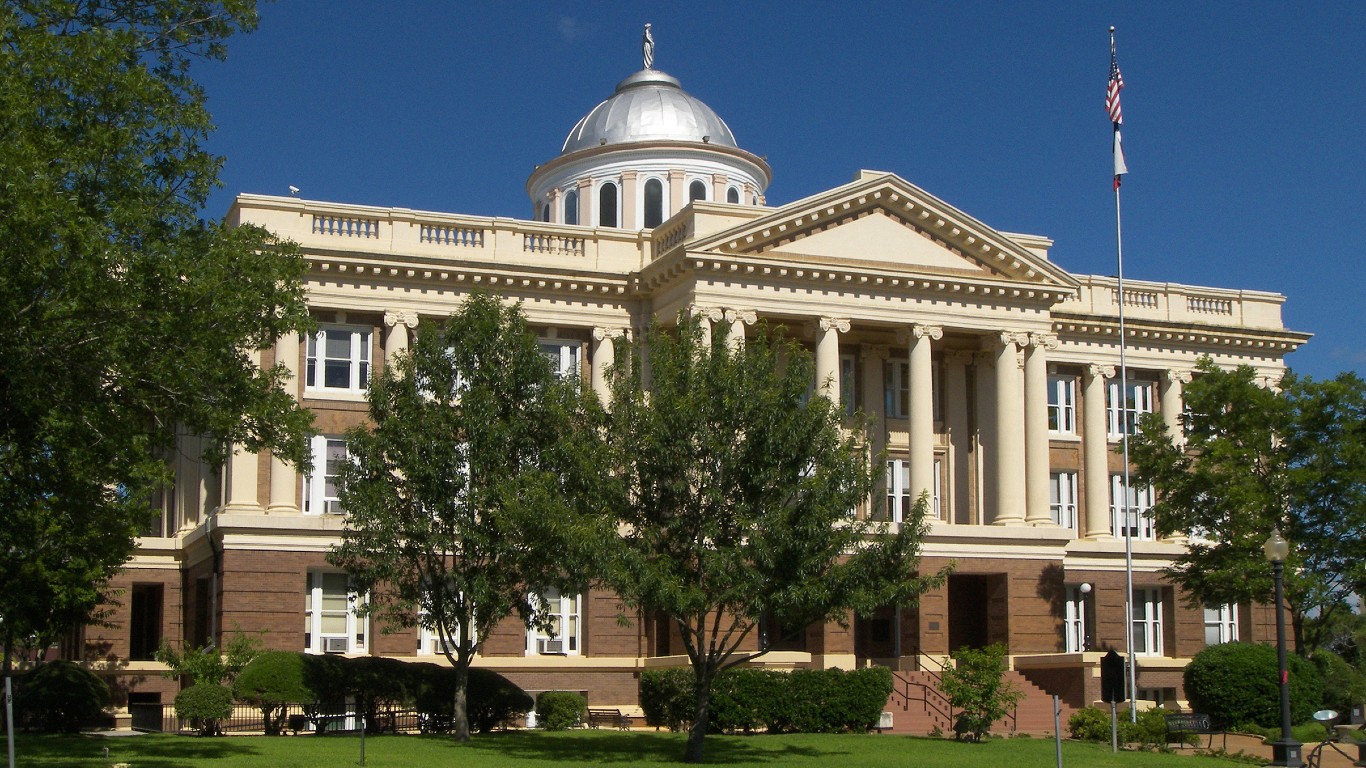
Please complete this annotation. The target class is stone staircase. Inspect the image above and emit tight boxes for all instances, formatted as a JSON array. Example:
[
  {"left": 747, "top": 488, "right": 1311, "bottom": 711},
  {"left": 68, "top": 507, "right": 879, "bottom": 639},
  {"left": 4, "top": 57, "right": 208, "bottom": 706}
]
[{"left": 883, "top": 666, "right": 1074, "bottom": 737}]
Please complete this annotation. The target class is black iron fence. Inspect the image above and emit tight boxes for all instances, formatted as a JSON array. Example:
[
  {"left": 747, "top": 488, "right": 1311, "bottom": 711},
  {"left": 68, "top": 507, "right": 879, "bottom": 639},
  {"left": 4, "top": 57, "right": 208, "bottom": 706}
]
[{"left": 128, "top": 703, "right": 426, "bottom": 735}]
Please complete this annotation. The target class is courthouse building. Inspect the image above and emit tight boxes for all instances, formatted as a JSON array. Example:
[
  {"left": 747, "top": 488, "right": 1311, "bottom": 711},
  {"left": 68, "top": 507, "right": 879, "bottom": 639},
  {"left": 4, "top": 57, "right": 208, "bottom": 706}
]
[{"left": 86, "top": 39, "right": 1310, "bottom": 729}]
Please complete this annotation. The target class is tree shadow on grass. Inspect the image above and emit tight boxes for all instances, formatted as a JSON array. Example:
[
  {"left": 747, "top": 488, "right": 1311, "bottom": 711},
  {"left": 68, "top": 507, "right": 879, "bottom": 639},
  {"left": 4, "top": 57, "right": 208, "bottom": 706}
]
[
  {"left": 454, "top": 731, "right": 846, "bottom": 765},
  {"left": 8, "top": 733, "right": 260, "bottom": 768}
]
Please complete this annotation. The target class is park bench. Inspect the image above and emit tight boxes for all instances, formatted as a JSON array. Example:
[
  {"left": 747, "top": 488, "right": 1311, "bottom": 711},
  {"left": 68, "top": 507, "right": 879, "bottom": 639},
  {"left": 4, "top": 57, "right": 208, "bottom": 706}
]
[
  {"left": 586, "top": 707, "right": 632, "bottom": 730},
  {"left": 1165, "top": 712, "right": 1226, "bottom": 750}
]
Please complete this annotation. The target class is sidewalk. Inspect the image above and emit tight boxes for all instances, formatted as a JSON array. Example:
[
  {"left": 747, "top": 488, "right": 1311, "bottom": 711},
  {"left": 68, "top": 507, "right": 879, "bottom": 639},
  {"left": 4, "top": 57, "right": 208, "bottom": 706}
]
[{"left": 1204, "top": 733, "right": 1359, "bottom": 768}]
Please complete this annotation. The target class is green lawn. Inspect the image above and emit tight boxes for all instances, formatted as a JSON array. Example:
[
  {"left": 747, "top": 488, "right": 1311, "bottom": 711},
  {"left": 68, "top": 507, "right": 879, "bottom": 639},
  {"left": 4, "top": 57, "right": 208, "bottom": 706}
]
[{"left": 3, "top": 731, "right": 1260, "bottom": 767}]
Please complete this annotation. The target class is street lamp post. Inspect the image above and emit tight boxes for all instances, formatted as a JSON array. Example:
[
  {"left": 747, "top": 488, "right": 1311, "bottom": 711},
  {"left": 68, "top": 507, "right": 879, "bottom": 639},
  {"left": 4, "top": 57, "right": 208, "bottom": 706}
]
[{"left": 1263, "top": 529, "right": 1301, "bottom": 768}]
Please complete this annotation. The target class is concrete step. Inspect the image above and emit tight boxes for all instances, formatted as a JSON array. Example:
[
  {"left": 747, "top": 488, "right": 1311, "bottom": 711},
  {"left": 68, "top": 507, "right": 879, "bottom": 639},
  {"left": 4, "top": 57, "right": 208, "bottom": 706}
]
[{"left": 882, "top": 669, "right": 1075, "bottom": 737}]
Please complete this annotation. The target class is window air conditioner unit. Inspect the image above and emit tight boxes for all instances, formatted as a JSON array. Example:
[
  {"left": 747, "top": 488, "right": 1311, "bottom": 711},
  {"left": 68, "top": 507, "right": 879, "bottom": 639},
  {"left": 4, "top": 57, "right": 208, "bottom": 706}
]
[
  {"left": 878, "top": 711, "right": 894, "bottom": 730},
  {"left": 538, "top": 638, "right": 565, "bottom": 655},
  {"left": 323, "top": 636, "right": 349, "bottom": 654}
]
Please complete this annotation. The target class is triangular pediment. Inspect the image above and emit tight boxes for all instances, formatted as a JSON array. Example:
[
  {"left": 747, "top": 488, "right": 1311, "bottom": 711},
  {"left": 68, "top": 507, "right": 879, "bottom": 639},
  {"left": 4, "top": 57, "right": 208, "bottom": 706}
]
[{"left": 681, "top": 171, "right": 1078, "bottom": 289}]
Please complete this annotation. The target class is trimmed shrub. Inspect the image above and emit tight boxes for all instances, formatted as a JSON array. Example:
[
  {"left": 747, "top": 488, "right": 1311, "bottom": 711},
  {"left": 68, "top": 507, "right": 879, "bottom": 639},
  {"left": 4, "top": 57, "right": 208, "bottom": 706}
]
[
  {"left": 1068, "top": 706, "right": 1172, "bottom": 746},
  {"left": 639, "top": 667, "right": 694, "bottom": 731},
  {"left": 1068, "top": 706, "right": 1111, "bottom": 742},
  {"left": 174, "top": 683, "right": 233, "bottom": 736},
  {"left": 410, "top": 664, "right": 532, "bottom": 733},
  {"left": 938, "top": 644, "right": 1022, "bottom": 742},
  {"left": 299, "top": 653, "right": 351, "bottom": 734},
  {"left": 348, "top": 656, "right": 413, "bottom": 733},
  {"left": 710, "top": 668, "right": 783, "bottom": 734},
  {"left": 234, "top": 651, "right": 311, "bottom": 735},
  {"left": 15, "top": 660, "right": 110, "bottom": 733},
  {"left": 535, "top": 690, "right": 586, "bottom": 731},
  {"left": 1184, "top": 642, "right": 1321, "bottom": 729}
]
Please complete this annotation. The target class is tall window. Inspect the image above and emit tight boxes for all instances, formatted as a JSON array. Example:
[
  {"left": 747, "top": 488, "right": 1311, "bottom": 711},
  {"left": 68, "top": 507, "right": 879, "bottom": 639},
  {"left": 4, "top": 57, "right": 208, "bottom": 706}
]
[
  {"left": 643, "top": 178, "right": 664, "bottom": 228},
  {"left": 306, "top": 325, "right": 372, "bottom": 393},
  {"left": 129, "top": 584, "right": 164, "bottom": 661},
  {"left": 1110, "top": 475, "right": 1155, "bottom": 540},
  {"left": 539, "top": 340, "right": 581, "bottom": 380},
  {"left": 1050, "top": 471, "right": 1078, "bottom": 529},
  {"left": 1131, "top": 588, "right": 1164, "bottom": 656},
  {"left": 1048, "top": 375, "right": 1077, "bottom": 434},
  {"left": 540, "top": 203, "right": 550, "bottom": 222},
  {"left": 527, "top": 588, "right": 581, "bottom": 655},
  {"left": 726, "top": 187, "right": 740, "bottom": 204},
  {"left": 304, "top": 436, "right": 347, "bottom": 515},
  {"left": 1064, "top": 585, "right": 1089, "bottom": 653},
  {"left": 1203, "top": 604, "right": 1239, "bottom": 646},
  {"left": 885, "top": 459, "right": 911, "bottom": 523},
  {"left": 1108, "top": 379, "right": 1154, "bottom": 437},
  {"left": 933, "top": 458, "right": 943, "bottom": 519},
  {"left": 417, "top": 608, "right": 471, "bottom": 656},
  {"left": 839, "top": 354, "right": 857, "bottom": 416},
  {"left": 598, "top": 182, "right": 618, "bottom": 228},
  {"left": 563, "top": 189, "right": 579, "bottom": 226},
  {"left": 885, "top": 361, "right": 910, "bottom": 418},
  {"left": 689, "top": 179, "right": 707, "bottom": 202},
  {"left": 305, "top": 571, "right": 366, "bottom": 654}
]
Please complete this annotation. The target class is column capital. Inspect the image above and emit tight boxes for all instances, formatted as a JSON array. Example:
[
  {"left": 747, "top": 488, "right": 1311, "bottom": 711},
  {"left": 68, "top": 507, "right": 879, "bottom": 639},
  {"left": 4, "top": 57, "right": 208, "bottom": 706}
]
[
  {"left": 988, "top": 330, "right": 1029, "bottom": 350},
  {"left": 383, "top": 310, "right": 418, "bottom": 329},
  {"left": 1165, "top": 369, "right": 1193, "bottom": 385},
  {"left": 592, "top": 326, "right": 631, "bottom": 342},
  {"left": 810, "top": 316, "right": 850, "bottom": 335},
  {"left": 576, "top": 177, "right": 593, "bottom": 191},
  {"left": 690, "top": 305, "right": 725, "bottom": 323},
  {"left": 897, "top": 324, "right": 943, "bottom": 344},
  {"left": 724, "top": 309, "right": 757, "bottom": 326},
  {"left": 1086, "top": 363, "right": 1117, "bottom": 380},
  {"left": 619, "top": 169, "right": 639, "bottom": 181},
  {"left": 1028, "top": 332, "right": 1059, "bottom": 350}
]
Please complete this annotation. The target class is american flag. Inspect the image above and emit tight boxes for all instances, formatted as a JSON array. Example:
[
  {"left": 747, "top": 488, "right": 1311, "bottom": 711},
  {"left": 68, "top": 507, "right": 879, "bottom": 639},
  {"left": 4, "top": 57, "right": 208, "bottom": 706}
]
[{"left": 1107, "top": 38, "right": 1124, "bottom": 126}]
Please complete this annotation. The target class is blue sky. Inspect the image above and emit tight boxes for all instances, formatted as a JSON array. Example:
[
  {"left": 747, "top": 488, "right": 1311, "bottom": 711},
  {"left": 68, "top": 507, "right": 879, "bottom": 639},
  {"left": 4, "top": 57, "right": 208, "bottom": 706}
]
[{"left": 195, "top": 2, "right": 1365, "bottom": 380}]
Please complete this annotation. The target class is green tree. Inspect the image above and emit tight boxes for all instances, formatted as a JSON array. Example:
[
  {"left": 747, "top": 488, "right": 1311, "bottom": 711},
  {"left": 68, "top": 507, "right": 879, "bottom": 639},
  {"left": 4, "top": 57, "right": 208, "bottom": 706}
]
[
  {"left": 328, "top": 293, "right": 606, "bottom": 742},
  {"left": 0, "top": 0, "right": 313, "bottom": 674},
  {"left": 937, "top": 643, "right": 1022, "bottom": 742},
  {"left": 155, "top": 629, "right": 262, "bottom": 686},
  {"left": 234, "top": 651, "right": 311, "bottom": 735},
  {"left": 600, "top": 319, "right": 947, "bottom": 763},
  {"left": 1129, "top": 359, "right": 1366, "bottom": 654}
]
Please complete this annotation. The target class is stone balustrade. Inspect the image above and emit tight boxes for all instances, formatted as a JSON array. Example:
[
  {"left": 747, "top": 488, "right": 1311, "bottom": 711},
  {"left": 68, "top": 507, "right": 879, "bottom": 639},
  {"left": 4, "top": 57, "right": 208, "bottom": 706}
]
[{"left": 1057, "top": 275, "right": 1287, "bottom": 330}]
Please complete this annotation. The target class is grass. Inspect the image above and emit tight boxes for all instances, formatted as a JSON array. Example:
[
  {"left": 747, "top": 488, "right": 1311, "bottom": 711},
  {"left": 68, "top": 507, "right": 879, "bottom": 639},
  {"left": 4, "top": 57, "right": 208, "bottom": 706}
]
[{"left": 2, "top": 730, "right": 1261, "bottom": 767}]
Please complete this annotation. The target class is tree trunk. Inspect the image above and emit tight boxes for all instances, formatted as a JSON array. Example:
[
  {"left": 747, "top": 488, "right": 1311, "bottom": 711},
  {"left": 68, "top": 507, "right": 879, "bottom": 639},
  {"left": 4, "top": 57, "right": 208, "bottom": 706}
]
[
  {"left": 452, "top": 660, "right": 471, "bottom": 742},
  {"left": 683, "top": 668, "right": 714, "bottom": 764}
]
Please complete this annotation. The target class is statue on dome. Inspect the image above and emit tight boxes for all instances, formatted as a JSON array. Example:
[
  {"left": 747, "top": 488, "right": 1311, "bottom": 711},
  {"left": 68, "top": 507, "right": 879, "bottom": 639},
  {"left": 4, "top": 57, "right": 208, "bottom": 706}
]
[{"left": 642, "top": 23, "right": 654, "bottom": 69}]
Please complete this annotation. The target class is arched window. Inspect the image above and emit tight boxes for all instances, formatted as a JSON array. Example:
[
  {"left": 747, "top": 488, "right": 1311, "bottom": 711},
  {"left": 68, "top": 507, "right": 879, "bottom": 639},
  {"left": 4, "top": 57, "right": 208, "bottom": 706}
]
[
  {"left": 726, "top": 187, "right": 740, "bottom": 204},
  {"left": 689, "top": 180, "right": 707, "bottom": 202},
  {"left": 564, "top": 189, "right": 578, "bottom": 226},
  {"left": 540, "top": 203, "right": 550, "bottom": 222},
  {"left": 599, "top": 183, "right": 618, "bottom": 228},
  {"left": 643, "top": 178, "right": 664, "bottom": 228}
]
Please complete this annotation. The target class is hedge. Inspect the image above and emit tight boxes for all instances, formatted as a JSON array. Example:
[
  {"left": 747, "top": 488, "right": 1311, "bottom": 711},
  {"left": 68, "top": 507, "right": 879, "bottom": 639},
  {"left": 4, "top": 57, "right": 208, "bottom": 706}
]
[
  {"left": 1184, "top": 642, "right": 1322, "bottom": 729},
  {"left": 410, "top": 663, "right": 533, "bottom": 733},
  {"left": 234, "top": 651, "right": 312, "bottom": 735},
  {"left": 15, "top": 660, "right": 110, "bottom": 734}
]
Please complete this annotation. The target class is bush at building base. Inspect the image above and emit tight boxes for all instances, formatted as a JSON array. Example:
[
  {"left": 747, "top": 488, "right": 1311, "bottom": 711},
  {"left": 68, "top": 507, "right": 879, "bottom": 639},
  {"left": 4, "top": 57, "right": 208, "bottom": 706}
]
[
  {"left": 14, "top": 660, "right": 110, "bottom": 733},
  {"left": 348, "top": 656, "right": 413, "bottom": 734},
  {"left": 937, "top": 643, "right": 1022, "bottom": 742},
  {"left": 233, "top": 651, "right": 311, "bottom": 735},
  {"left": 1067, "top": 706, "right": 1174, "bottom": 747},
  {"left": 174, "top": 683, "right": 233, "bottom": 736},
  {"left": 1183, "top": 642, "right": 1322, "bottom": 729},
  {"left": 639, "top": 666, "right": 893, "bottom": 734},
  {"left": 410, "top": 663, "right": 532, "bottom": 733},
  {"left": 535, "top": 690, "right": 587, "bottom": 731}
]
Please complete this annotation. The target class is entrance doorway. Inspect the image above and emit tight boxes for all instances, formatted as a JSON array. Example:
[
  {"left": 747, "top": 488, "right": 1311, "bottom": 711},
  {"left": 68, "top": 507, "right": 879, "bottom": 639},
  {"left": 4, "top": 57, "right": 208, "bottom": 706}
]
[{"left": 948, "top": 574, "right": 1006, "bottom": 652}]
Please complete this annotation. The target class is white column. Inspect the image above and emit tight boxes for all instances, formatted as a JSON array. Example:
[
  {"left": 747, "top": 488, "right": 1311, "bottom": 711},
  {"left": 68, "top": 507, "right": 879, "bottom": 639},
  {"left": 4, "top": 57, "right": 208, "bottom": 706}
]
[
  {"left": 1083, "top": 364, "right": 1115, "bottom": 538},
  {"left": 591, "top": 327, "right": 626, "bottom": 405},
  {"left": 691, "top": 306, "right": 723, "bottom": 351},
  {"left": 223, "top": 350, "right": 264, "bottom": 514},
  {"left": 1024, "top": 333, "right": 1057, "bottom": 525},
  {"left": 267, "top": 330, "right": 302, "bottom": 514},
  {"left": 383, "top": 310, "right": 417, "bottom": 368},
  {"left": 944, "top": 352, "right": 973, "bottom": 525},
  {"left": 1160, "top": 369, "right": 1191, "bottom": 443},
  {"left": 813, "top": 317, "right": 849, "bottom": 404},
  {"left": 991, "top": 332, "right": 1026, "bottom": 525},
  {"left": 723, "top": 309, "right": 756, "bottom": 352},
  {"left": 905, "top": 324, "right": 942, "bottom": 507}
]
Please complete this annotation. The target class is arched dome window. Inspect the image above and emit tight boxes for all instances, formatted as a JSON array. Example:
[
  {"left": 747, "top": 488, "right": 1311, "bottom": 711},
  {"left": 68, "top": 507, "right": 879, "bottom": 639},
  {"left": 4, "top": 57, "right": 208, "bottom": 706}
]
[
  {"left": 540, "top": 203, "right": 550, "bottom": 222},
  {"left": 689, "top": 180, "right": 707, "bottom": 203},
  {"left": 643, "top": 178, "right": 664, "bottom": 228},
  {"left": 726, "top": 187, "right": 740, "bottom": 204},
  {"left": 564, "top": 189, "right": 579, "bottom": 226},
  {"left": 599, "top": 182, "right": 618, "bottom": 228}
]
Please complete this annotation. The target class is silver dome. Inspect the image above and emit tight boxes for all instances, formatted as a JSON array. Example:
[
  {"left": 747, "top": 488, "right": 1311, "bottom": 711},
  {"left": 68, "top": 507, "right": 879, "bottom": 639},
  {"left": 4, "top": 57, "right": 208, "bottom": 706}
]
[{"left": 560, "top": 69, "right": 738, "bottom": 155}]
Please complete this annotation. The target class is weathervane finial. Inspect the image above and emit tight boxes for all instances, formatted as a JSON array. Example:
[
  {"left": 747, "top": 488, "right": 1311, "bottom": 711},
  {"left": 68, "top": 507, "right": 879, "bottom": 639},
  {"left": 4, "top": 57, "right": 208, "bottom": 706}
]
[{"left": 642, "top": 23, "right": 654, "bottom": 69}]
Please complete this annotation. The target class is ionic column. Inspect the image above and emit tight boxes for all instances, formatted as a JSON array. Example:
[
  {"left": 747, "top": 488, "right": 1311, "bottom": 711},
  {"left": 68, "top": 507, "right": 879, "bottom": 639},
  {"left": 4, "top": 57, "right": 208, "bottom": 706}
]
[
  {"left": 944, "top": 352, "right": 973, "bottom": 525},
  {"left": 1160, "top": 369, "right": 1192, "bottom": 443},
  {"left": 383, "top": 310, "right": 418, "bottom": 367},
  {"left": 268, "top": 330, "right": 302, "bottom": 514},
  {"left": 723, "top": 309, "right": 756, "bottom": 352},
  {"left": 902, "top": 324, "right": 942, "bottom": 505},
  {"left": 620, "top": 170, "right": 638, "bottom": 230},
  {"left": 811, "top": 317, "right": 849, "bottom": 404},
  {"left": 1083, "top": 364, "right": 1116, "bottom": 538},
  {"left": 591, "top": 327, "right": 627, "bottom": 405},
  {"left": 1024, "top": 334, "right": 1058, "bottom": 525},
  {"left": 690, "top": 306, "right": 724, "bottom": 351},
  {"left": 991, "top": 332, "right": 1026, "bottom": 525}
]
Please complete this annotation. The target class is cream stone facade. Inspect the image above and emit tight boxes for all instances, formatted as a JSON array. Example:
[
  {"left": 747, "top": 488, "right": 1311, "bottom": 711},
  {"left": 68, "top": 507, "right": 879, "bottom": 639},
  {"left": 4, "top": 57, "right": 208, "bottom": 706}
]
[{"left": 80, "top": 47, "right": 1309, "bottom": 731}]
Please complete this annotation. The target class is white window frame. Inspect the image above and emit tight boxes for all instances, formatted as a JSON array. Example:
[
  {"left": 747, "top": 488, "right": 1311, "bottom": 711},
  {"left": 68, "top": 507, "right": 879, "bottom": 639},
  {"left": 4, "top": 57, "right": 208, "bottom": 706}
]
[
  {"left": 417, "top": 608, "right": 473, "bottom": 656},
  {"left": 1064, "top": 585, "right": 1088, "bottom": 653},
  {"left": 886, "top": 459, "right": 911, "bottom": 523},
  {"left": 932, "top": 457, "right": 943, "bottom": 520},
  {"left": 1203, "top": 603, "right": 1239, "bottom": 646},
  {"left": 304, "top": 435, "right": 348, "bottom": 515},
  {"left": 526, "top": 588, "right": 581, "bottom": 656},
  {"left": 1110, "top": 474, "right": 1155, "bottom": 540},
  {"left": 306, "top": 324, "right": 372, "bottom": 393},
  {"left": 1108, "top": 379, "right": 1154, "bottom": 437},
  {"left": 1050, "top": 471, "right": 1079, "bottom": 529},
  {"left": 539, "top": 339, "right": 582, "bottom": 381},
  {"left": 1048, "top": 375, "right": 1077, "bottom": 434},
  {"left": 1131, "top": 588, "right": 1164, "bottom": 657},
  {"left": 305, "top": 571, "right": 367, "bottom": 655}
]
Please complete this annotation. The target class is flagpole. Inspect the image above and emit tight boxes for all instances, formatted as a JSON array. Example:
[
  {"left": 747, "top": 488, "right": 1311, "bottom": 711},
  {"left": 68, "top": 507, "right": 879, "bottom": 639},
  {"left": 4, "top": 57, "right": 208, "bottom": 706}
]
[{"left": 1108, "top": 24, "right": 1139, "bottom": 724}]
